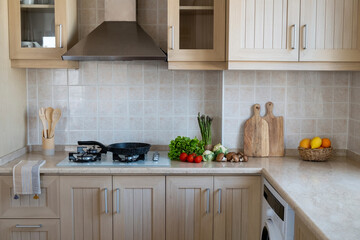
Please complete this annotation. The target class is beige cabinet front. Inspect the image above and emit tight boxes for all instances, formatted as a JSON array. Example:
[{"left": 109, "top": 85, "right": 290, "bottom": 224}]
[
  {"left": 0, "top": 219, "right": 60, "bottom": 240},
  {"left": 213, "top": 176, "right": 261, "bottom": 240},
  {"left": 0, "top": 176, "right": 59, "bottom": 218},
  {"left": 166, "top": 176, "right": 213, "bottom": 240},
  {"left": 294, "top": 214, "right": 320, "bottom": 240},
  {"left": 228, "top": 0, "right": 300, "bottom": 61},
  {"left": 113, "top": 176, "right": 165, "bottom": 240},
  {"left": 60, "top": 176, "right": 112, "bottom": 240},
  {"left": 167, "top": 0, "right": 226, "bottom": 62},
  {"left": 300, "top": 0, "right": 360, "bottom": 62}
]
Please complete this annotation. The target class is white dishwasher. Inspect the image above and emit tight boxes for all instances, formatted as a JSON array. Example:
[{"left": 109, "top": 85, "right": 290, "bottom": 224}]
[{"left": 261, "top": 178, "right": 295, "bottom": 240}]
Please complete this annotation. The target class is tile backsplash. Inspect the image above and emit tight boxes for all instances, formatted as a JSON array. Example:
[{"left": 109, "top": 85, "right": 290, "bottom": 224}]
[
  {"left": 222, "top": 71, "right": 351, "bottom": 150},
  {"left": 27, "top": 62, "right": 222, "bottom": 145},
  {"left": 349, "top": 72, "right": 360, "bottom": 155}
]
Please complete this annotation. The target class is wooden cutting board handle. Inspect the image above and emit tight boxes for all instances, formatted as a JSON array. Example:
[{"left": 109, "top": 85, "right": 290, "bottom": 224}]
[
  {"left": 264, "top": 102, "right": 284, "bottom": 156},
  {"left": 244, "top": 104, "right": 270, "bottom": 157}
]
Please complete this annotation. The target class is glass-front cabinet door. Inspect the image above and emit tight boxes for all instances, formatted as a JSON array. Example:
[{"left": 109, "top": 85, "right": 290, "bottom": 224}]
[
  {"left": 168, "top": 0, "right": 225, "bottom": 62},
  {"left": 8, "top": 0, "right": 73, "bottom": 61}
]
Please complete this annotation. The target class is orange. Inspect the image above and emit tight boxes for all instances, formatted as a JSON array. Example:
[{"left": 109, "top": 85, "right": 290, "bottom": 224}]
[
  {"left": 321, "top": 138, "right": 331, "bottom": 148},
  {"left": 299, "top": 138, "right": 311, "bottom": 149}
]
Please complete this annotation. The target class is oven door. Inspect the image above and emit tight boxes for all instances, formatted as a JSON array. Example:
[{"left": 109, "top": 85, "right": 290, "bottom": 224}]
[{"left": 261, "top": 219, "right": 283, "bottom": 240}]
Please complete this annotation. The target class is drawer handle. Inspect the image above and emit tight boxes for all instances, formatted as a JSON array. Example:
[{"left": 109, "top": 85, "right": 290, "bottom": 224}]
[
  {"left": 206, "top": 188, "right": 210, "bottom": 214},
  {"left": 171, "top": 26, "right": 175, "bottom": 50},
  {"left": 104, "top": 188, "right": 108, "bottom": 214},
  {"left": 116, "top": 188, "right": 120, "bottom": 214},
  {"left": 59, "top": 24, "right": 63, "bottom": 48},
  {"left": 16, "top": 224, "right": 42, "bottom": 228},
  {"left": 291, "top": 24, "right": 297, "bottom": 49},
  {"left": 303, "top": 24, "right": 308, "bottom": 49},
  {"left": 218, "top": 189, "right": 222, "bottom": 214}
]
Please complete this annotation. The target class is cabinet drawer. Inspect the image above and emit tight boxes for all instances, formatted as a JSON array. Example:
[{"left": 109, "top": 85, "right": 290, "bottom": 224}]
[
  {"left": 0, "top": 219, "right": 60, "bottom": 240},
  {"left": 0, "top": 176, "right": 59, "bottom": 218}
]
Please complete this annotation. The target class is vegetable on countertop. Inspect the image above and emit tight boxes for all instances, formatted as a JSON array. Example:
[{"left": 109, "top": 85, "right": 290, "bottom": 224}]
[
  {"left": 197, "top": 113, "right": 213, "bottom": 149},
  {"left": 168, "top": 136, "right": 205, "bottom": 160},
  {"left": 179, "top": 152, "right": 188, "bottom": 162},
  {"left": 194, "top": 155, "right": 203, "bottom": 163},
  {"left": 213, "top": 143, "right": 228, "bottom": 156},
  {"left": 202, "top": 150, "right": 215, "bottom": 161}
]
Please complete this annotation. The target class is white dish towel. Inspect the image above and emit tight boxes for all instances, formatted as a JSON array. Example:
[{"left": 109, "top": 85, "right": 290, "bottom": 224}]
[{"left": 12, "top": 160, "right": 46, "bottom": 199}]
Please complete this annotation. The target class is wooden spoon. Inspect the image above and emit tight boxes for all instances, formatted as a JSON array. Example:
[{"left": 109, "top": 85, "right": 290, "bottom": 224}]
[
  {"left": 38, "top": 108, "right": 48, "bottom": 139},
  {"left": 45, "top": 107, "right": 54, "bottom": 137},
  {"left": 49, "top": 108, "right": 62, "bottom": 138}
]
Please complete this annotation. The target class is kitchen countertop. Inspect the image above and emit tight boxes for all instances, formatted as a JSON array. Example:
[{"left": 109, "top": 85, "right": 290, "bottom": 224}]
[{"left": 1, "top": 151, "right": 360, "bottom": 240}]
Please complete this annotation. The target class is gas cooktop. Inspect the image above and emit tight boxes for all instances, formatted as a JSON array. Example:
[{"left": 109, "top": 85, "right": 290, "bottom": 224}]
[{"left": 57, "top": 151, "right": 171, "bottom": 167}]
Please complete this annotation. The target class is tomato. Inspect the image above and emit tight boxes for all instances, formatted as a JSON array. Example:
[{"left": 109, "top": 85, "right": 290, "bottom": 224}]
[
  {"left": 187, "top": 154, "right": 194, "bottom": 163},
  {"left": 179, "top": 152, "right": 188, "bottom": 162},
  {"left": 194, "top": 156, "right": 202, "bottom": 163},
  {"left": 190, "top": 153, "right": 197, "bottom": 158}
]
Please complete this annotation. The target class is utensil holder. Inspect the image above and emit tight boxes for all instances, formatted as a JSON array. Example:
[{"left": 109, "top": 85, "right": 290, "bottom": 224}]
[{"left": 42, "top": 134, "right": 55, "bottom": 156}]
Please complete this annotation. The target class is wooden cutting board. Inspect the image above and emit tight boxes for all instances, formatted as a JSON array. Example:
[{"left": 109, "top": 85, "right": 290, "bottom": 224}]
[
  {"left": 263, "top": 102, "right": 284, "bottom": 156},
  {"left": 244, "top": 104, "right": 269, "bottom": 157}
]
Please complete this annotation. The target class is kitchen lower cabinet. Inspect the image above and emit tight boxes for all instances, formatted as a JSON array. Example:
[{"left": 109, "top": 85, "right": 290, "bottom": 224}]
[
  {"left": 294, "top": 214, "right": 320, "bottom": 240},
  {"left": 166, "top": 176, "right": 213, "bottom": 240},
  {"left": 60, "top": 176, "right": 112, "bottom": 240},
  {"left": 0, "top": 219, "right": 60, "bottom": 240},
  {"left": 113, "top": 176, "right": 165, "bottom": 240},
  {"left": 213, "top": 176, "right": 261, "bottom": 240},
  {"left": 0, "top": 176, "right": 59, "bottom": 218}
]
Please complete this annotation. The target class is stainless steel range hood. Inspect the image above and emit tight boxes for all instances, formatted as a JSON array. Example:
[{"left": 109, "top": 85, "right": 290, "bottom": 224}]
[{"left": 62, "top": 21, "right": 166, "bottom": 61}]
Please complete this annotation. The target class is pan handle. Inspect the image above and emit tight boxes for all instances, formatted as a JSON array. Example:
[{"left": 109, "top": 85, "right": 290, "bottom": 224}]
[{"left": 78, "top": 141, "right": 107, "bottom": 153}]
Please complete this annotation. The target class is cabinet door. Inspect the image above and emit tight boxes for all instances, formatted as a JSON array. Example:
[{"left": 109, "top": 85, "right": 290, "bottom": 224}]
[
  {"left": 113, "top": 176, "right": 165, "bottom": 240},
  {"left": 60, "top": 176, "right": 112, "bottom": 240},
  {"left": 300, "top": 0, "right": 360, "bottom": 62},
  {"left": 0, "top": 219, "right": 60, "bottom": 240},
  {"left": 166, "top": 176, "right": 213, "bottom": 240},
  {"left": 0, "top": 176, "right": 59, "bottom": 218},
  {"left": 8, "top": 0, "right": 72, "bottom": 60},
  {"left": 168, "top": 0, "right": 226, "bottom": 61},
  {"left": 228, "top": 0, "right": 300, "bottom": 61},
  {"left": 294, "top": 215, "right": 320, "bottom": 240},
  {"left": 214, "top": 176, "right": 261, "bottom": 240}
]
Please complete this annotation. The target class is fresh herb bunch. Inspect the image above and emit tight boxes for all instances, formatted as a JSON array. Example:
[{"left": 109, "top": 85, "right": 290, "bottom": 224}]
[
  {"left": 168, "top": 136, "right": 205, "bottom": 160},
  {"left": 197, "top": 113, "right": 213, "bottom": 146}
]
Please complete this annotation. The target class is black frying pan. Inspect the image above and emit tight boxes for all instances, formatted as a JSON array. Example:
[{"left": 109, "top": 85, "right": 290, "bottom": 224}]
[{"left": 78, "top": 141, "right": 151, "bottom": 156}]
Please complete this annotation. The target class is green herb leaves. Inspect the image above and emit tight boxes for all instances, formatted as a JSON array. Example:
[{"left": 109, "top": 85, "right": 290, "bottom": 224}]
[{"left": 168, "top": 136, "right": 205, "bottom": 160}]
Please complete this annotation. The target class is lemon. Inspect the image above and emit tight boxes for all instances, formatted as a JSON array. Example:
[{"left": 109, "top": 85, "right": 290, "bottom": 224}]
[
  {"left": 310, "top": 137, "right": 322, "bottom": 149},
  {"left": 299, "top": 138, "right": 311, "bottom": 149}
]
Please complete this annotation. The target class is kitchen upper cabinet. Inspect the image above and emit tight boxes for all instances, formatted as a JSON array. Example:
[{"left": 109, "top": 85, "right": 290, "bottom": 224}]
[
  {"left": 166, "top": 176, "right": 213, "bottom": 240},
  {"left": 60, "top": 176, "right": 112, "bottom": 240},
  {"left": 113, "top": 176, "right": 165, "bottom": 240},
  {"left": 0, "top": 219, "right": 60, "bottom": 240},
  {"left": 167, "top": 0, "right": 226, "bottom": 69},
  {"left": 300, "top": 0, "right": 360, "bottom": 62},
  {"left": 228, "top": 0, "right": 300, "bottom": 61},
  {"left": 8, "top": 0, "right": 78, "bottom": 68},
  {"left": 0, "top": 176, "right": 59, "bottom": 218},
  {"left": 294, "top": 214, "right": 320, "bottom": 240},
  {"left": 213, "top": 176, "right": 261, "bottom": 240}
]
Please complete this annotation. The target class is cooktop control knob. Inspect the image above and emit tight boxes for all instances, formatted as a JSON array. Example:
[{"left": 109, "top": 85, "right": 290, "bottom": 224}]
[{"left": 152, "top": 152, "right": 159, "bottom": 161}]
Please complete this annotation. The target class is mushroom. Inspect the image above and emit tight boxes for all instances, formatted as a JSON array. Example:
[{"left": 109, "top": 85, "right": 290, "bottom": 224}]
[
  {"left": 216, "top": 153, "right": 225, "bottom": 162},
  {"left": 226, "top": 152, "right": 236, "bottom": 161}
]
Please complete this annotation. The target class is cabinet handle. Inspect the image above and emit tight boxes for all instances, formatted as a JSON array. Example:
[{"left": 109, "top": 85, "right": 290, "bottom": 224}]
[
  {"left": 291, "top": 24, "right": 297, "bottom": 49},
  {"left": 218, "top": 189, "right": 222, "bottom": 214},
  {"left": 59, "top": 24, "right": 63, "bottom": 48},
  {"left": 206, "top": 188, "right": 210, "bottom": 214},
  {"left": 104, "top": 188, "right": 108, "bottom": 214},
  {"left": 303, "top": 24, "right": 308, "bottom": 49},
  {"left": 116, "top": 188, "right": 120, "bottom": 214},
  {"left": 16, "top": 224, "right": 42, "bottom": 228},
  {"left": 171, "top": 26, "right": 175, "bottom": 50}
]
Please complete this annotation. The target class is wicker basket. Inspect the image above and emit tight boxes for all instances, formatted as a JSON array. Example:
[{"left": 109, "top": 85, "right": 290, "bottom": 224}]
[{"left": 298, "top": 147, "right": 333, "bottom": 162}]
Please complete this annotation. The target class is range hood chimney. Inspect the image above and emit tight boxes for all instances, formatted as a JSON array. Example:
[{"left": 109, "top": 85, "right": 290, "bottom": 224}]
[{"left": 62, "top": 0, "right": 166, "bottom": 61}]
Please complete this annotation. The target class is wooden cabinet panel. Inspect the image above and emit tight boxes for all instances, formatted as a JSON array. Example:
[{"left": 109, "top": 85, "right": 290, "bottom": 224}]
[
  {"left": 0, "top": 176, "right": 59, "bottom": 218},
  {"left": 0, "top": 219, "right": 60, "bottom": 240},
  {"left": 113, "top": 176, "right": 165, "bottom": 240},
  {"left": 294, "top": 215, "right": 320, "bottom": 240},
  {"left": 166, "top": 176, "right": 213, "bottom": 240},
  {"left": 300, "top": 0, "right": 360, "bottom": 61},
  {"left": 228, "top": 0, "right": 300, "bottom": 61},
  {"left": 213, "top": 176, "right": 261, "bottom": 240},
  {"left": 60, "top": 176, "right": 112, "bottom": 240}
]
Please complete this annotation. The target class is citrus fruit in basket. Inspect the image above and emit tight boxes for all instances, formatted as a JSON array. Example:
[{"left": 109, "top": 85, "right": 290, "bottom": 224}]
[
  {"left": 310, "top": 137, "right": 322, "bottom": 149},
  {"left": 321, "top": 138, "right": 331, "bottom": 148},
  {"left": 299, "top": 138, "right": 311, "bottom": 149}
]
